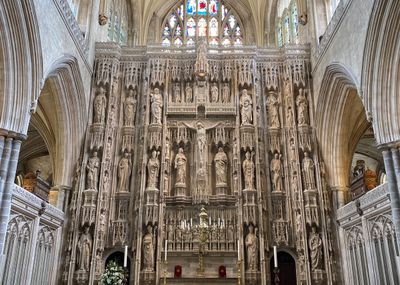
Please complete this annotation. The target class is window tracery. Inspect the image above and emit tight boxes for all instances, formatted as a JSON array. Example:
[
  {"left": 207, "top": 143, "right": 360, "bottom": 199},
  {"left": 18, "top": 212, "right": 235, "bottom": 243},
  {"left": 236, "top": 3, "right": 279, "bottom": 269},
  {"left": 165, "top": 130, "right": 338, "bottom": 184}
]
[
  {"left": 162, "top": 0, "right": 243, "bottom": 47},
  {"left": 276, "top": 0, "right": 299, "bottom": 47},
  {"left": 107, "top": 0, "right": 128, "bottom": 45}
]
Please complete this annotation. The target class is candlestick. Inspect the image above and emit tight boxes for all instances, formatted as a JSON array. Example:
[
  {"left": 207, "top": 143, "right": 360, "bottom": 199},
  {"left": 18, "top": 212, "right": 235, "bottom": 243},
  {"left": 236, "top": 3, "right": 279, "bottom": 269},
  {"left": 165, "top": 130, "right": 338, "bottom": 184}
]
[
  {"left": 165, "top": 239, "right": 168, "bottom": 261},
  {"left": 237, "top": 240, "right": 240, "bottom": 260},
  {"left": 273, "top": 246, "right": 278, "bottom": 268},
  {"left": 124, "top": 245, "right": 128, "bottom": 267},
  {"left": 209, "top": 217, "right": 211, "bottom": 225}
]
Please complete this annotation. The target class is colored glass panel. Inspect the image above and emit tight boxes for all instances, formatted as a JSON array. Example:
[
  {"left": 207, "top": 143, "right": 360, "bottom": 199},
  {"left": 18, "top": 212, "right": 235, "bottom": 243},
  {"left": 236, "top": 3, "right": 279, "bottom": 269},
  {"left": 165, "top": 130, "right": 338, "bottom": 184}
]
[
  {"left": 221, "top": 5, "right": 228, "bottom": 20},
  {"left": 222, "top": 38, "right": 231, "bottom": 46},
  {"left": 163, "top": 26, "right": 170, "bottom": 36},
  {"left": 174, "top": 38, "right": 183, "bottom": 46},
  {"left": 209, "top": 37, "right": 219, "bottom": 45},
  {"left": 187, "top": 0, "right": 196, "bottom": 15},
  {"left": 198, "top": 18, "right": 207, "bottom": 37},
  {"left": 209, "top": 18, "right": 218, "bottom": 37},
  {"left": 169, "top": 14, "right": 177, "bottom": 29},
  {"left": 175, "top": 25, "right": 182, "bottom": 36},
  {"left": 228, "top": 15, "right": 236, "bottom": 29},
  {"left": 198, "top": 0, "right": 207, "bottom": 15},
  {"left": 187, "top": 38, "right": 195, "bottom": 46},
  {"left": 162, "top": 38, "right": 171, "bottom": 46},
  {"left": 187, "top": 18, "right": 196, "bottom": 37},
  {"left": 209, "top": 0, "right": 218, "bottom": 15}
]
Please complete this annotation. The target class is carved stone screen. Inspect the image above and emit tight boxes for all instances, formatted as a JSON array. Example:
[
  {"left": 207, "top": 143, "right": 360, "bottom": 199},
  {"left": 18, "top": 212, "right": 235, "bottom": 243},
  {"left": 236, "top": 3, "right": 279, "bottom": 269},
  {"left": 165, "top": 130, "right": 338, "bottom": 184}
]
[{"left": 63, "top": 43, "right": 337, "bottom": 285}]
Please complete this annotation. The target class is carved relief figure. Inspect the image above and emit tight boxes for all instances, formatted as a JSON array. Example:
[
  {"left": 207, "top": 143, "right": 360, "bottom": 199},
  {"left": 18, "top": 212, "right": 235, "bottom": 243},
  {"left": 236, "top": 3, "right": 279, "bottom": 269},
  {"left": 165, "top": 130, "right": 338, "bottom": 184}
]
[
  {"left": 222, "top": 83, "right": 230, "bottom": 103},
  {"left": 143, "top": 224, "right": 154, "bottom": 271},
  {"left": 309, "top": 226, "right": 323, "bottom": 270},
  {"left": 302, "top": 152, "right": 316, "bottom": 190},
  {"left": 174, "top": 83, "right": 181, "bottom": 103},
  {"left": 86, "top": 151, "right": 100, "bottom": 190},
  {"left": 147, "top": 150, "right": 160, "bottom": 189},
  {"left": 296, "top": 89, "right": 309, "bottom": 126},
  {"left": 270, "top": 153, "right": 282, "bottom": 192},
  {"left": 185, "top": 84, "right": 193, "bottom": 103},
  {"left": 211, "top": 83, "right": 219, "bottom": 103},
  {"left": 197, "top": 122, "right": 207, "bottom": 170},
  {"left": 117, "top": 152, "right": 131, "bottom": 192},
  {"left": 174, "top": 148, "right": 187, "bottom": 187},
  {"left": 77, "top": 227, "right": 92, "bottom": 271},
  {"left": 93, "top": 87, "right": 107, "bottom": 124},
  {"left": 123, "top": 89, "right": 137, "bottom": 126},
  {"left": 240, "top": 89, "right": 253, "bottom": 125},
  {"left": 214, "top": 147, "right": 228, "bottom": 186},
  {"left": 266, "top": 92, "right": 280, "bottom": 128},
  {"left": 243, "top": 151, "right": 255, "bottom": 190},
  {"left": 150, "top": 88, "right": 163, "bottom": 124},
  {"left": 245, "top": 224, "right": 258, "bottom": 271}
]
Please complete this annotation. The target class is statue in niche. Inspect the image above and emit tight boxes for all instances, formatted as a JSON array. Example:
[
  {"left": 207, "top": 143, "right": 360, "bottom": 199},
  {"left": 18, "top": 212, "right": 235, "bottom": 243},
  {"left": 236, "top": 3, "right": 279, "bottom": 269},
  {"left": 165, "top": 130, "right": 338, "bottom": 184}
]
[
  {"left": 147, "top": 150, "right": 160, "bottom": 189},
  {"left": 150, "top": 88, "right": 163, "bottom": 125},
  {"left": 289, "top": 137, "right": 296, "bottom": 161},
  {"left": 143, "top": 224, "right": 154, "bottom": 271},
  {"left": 309, "top": 226, "right": 323, "bottom": 270},
  {"left": 165, "top": 137, "right": 171, "bottom": 167},
  {"left": 296, "top": 210, "right": 303, "bottom": 248},
  {"left": 214, "top": 147, "right": 228, "bottom": 187},
  {"left": 117, "top": 152, "right": 131, "bottom": 192},
  {"left": 296, "top": 88, "right": 309, "bottom": 126},
  {"left": 77, "top": 226, "right": 92, "bottom": 271},
  {"left": 174, "top": 83, "right": 181, "bottom": 103},
  {"left": 242, "top": 151, "right": 255, "bottom": 190},
  {"left": 245, "top": 224, "right": 258, "bottom": 271},
  {"left": 185, "top": 84, "right": 193, "bottom": 103},
  {"left": 222, "top": 83, "right": 230, "bottom": 103},
  {"left": 174, "top": 148, "right": 187, "bottom": 187},
  {"left": 283, "top": 76, "right": 291, "bottom": 97},
  {"left": 266, "top": 92, "right": 280, "bottom": 128},
  {"left": 211, "top": 83, "right": 219, "bottom": 103},
  {"left": 93, "top": 87, "right": 107, "bottom": 124},
  {"left": 227, "top": 221, "right": 234, "bottom": 242},
  {"left": 286, "top": 105, "right": 294, "bottom": 127},
  {"left": 270, "top": 153, "right": 283, "bottom": 192},
  {"left": 168, "top": 223, "right": 174, "bottom": 242},
  {"left": 197, "top": 122, "right": 207, "bottom": 170},
  {"left": 240, "top": 89, "right": 253, "bottom": 125},
  {"left": 123, "top": 89, "right": 137, "bottom": 126},
  {"left": 86, "top": 151, "right": 100, "bottom": 190},
  {"left": 195, "top": 40, "right": 209, "bottom": 77},
  {"left": 302, "top": 152, "right": 316, "bottom": 190}
]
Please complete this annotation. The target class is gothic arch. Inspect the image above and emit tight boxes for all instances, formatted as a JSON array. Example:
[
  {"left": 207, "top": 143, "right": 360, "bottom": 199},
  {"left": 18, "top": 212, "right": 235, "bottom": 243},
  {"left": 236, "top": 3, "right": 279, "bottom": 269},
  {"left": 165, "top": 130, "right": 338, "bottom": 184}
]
[
  {"left": 0, "top": 0, "right": 42, "bottom": 135},
  {"left": 316, "top": 63, "right": 367, "bottom": 192},
  {"left": 362, "top": 0, "right": 400, "bottom": 145},
  {"left": 31, "top": 55, "right": 86, "bottom": 187}
]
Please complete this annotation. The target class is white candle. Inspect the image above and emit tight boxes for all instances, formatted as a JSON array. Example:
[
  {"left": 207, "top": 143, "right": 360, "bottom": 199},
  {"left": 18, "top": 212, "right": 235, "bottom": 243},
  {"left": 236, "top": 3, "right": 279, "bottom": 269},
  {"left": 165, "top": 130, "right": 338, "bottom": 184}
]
[
  {"left": 273, "top": 246, "right": 278, "bottom": 268},
  {"left": 209, "top": 217, "right": 211, "bottom": 225},
  {"left": 165, "top": 239, "right": 168, "bottom": 261},
  {"left": 218, "top": 218, "right": 220, "bottom": 226},
  {"left": 237, "top": 240, "right": 240, "bottom": 260},
  {"left": 124, "top": 245, "right": 128, "bottom": 267}
]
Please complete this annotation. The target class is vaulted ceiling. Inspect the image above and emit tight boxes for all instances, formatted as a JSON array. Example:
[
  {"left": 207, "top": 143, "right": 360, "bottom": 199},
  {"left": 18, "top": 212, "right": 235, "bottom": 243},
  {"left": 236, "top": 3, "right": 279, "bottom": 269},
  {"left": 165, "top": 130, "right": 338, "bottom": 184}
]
[{"left": 128, "top": 0, "right": 278, "bottom": 45}]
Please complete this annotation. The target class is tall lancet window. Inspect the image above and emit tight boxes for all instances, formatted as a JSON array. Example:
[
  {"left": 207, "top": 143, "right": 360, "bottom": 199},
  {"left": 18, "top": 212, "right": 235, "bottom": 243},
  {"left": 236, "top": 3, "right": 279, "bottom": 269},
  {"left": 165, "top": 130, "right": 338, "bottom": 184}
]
[
  {"left": 276, "top": 0, "right": 299, "bottom": 47},
  {"left": 162, "top": 0, "right": 244, "bottom": 47}
]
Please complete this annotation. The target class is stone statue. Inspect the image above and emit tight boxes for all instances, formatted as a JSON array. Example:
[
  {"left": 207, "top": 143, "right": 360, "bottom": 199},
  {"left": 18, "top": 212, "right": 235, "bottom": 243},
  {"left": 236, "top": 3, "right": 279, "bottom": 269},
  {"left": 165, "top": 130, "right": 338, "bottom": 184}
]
[
  {"left": 283, "top": 76, "right": 291, "bottom": 97},
  {"left": 222, "top": 83, "right": 230, "bottom": 103},
  {"left": 195, "top": 40, "right": 209, "bottom": 77},
  {"left": 309, "top": 226, "right": 323, "bottom": 270},
  {"left": 214, "top": 147, "right": 228, "bottom": 187},
  {"left": 143, "top": 224, "right": 154, "bottom": 271},
  {"left": 302, "top": 152, "right": 316, "bottom": 190},
  {"left": 242, "top": 151, "right": 255, "bottom": 190},
  {"left": 270, "top": 153, "right": 282, "bottom": 192},
  {"left": 123, "top": 89, "right": 137, "bottom": 126},
  {"left": 211, "top": 83, "right": 218, "bottom": 103},
  {"left": 266, "top": 92, "right": 280, "bottom": 128},
  {"left": 77, "top": 227, "right": 92, "bottom": 271},
  {"left": 93, "top": 87, "right": 107, "bottom": 124},
  {"left": 86, "top": 151, "right": 100, "bottom": 190},
  {"left": 245, "top": 224, "right": 258, "bottom": 271},
  {"left": 185, "top": 84, "right": 193, "bottom": 103},
  {"left": 150, "top": 88, "right": 163, "bottom": 124},
  {"left": 147, "top": 150, "right": 160, "bottom": 189},
  {"left": 296, "top": 210, "right": 303, "bottom": 248},
  {"left": 289, "top": 137, "right": 296, "bottom": 161},
  {"left": 174, "top": 83, "right": 181, "bottom": 103},
  {"left": 117, "top": 152, "right": 131, "bottom": 192},
  {"left": 197, "top": 122, "right": 207, "bottom": 170},
  {"left": 296, "top": 89, "right": 309, "bottom": 126},
  {"left": 286, "top": 106, "right": 294, "bottom": 126},
  {"left": 174, "top": 148, "right": 187, "bottom": 187},
  {"left": 240, "top": 89, "right": 253, "bottom": 125}
]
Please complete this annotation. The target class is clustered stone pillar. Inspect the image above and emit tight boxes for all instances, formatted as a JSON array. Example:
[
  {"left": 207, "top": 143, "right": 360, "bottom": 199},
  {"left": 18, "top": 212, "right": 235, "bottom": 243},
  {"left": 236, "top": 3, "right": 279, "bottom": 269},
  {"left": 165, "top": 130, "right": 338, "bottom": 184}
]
[
  {"left": 381, "top": 146, "right": 400, "bottom": 248},
  {"left": 0, "top": 130, "right": 24, "bottom": 256}
]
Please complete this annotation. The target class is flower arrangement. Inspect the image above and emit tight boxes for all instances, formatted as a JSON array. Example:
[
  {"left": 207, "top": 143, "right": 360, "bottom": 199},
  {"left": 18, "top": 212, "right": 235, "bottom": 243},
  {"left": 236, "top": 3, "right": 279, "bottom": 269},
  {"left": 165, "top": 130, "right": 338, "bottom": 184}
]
[{"left": 100, "top": 260, "right": 127, "bottom": 285}]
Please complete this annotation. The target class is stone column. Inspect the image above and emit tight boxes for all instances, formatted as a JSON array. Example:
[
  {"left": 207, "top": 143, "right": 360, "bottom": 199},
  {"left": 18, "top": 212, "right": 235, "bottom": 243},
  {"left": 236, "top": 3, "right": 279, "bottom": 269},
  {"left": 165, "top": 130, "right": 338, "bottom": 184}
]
[
  {"left": 331, "top": 186, "right": 348, "bottom": 209},
  {"left": 0, "top": 130, "right": 25, "bottom": 256},
  {"left": 382, "top": 147, "right": 400, "bottom": 248},
  {"left": 49, "top": 185, "right": 72, "bottom": 211}
]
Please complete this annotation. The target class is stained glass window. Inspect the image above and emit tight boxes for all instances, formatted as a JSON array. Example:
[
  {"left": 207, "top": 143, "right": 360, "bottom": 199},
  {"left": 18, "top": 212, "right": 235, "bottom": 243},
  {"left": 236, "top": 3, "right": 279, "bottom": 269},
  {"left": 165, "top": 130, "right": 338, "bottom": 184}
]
[
  {"left": 162, "top": 0, "right": 244, "bottom": 47},
  {"left": 107, "top": 0, "right": 128, "bottom": 45}
]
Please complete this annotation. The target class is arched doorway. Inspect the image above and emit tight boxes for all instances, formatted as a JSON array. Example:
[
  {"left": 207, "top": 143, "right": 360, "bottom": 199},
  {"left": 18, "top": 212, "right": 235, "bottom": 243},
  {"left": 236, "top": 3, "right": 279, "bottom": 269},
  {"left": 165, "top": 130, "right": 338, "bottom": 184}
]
[{"left": 270, "top": 251, "right": 296, "bottom": 285}]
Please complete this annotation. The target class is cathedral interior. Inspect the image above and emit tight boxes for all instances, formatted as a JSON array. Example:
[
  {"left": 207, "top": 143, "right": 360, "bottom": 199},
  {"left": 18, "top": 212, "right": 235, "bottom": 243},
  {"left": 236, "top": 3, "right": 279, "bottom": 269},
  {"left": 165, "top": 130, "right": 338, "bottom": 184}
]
[{"left": 0, "top": 0, "right": 399, "bottom": 284}]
